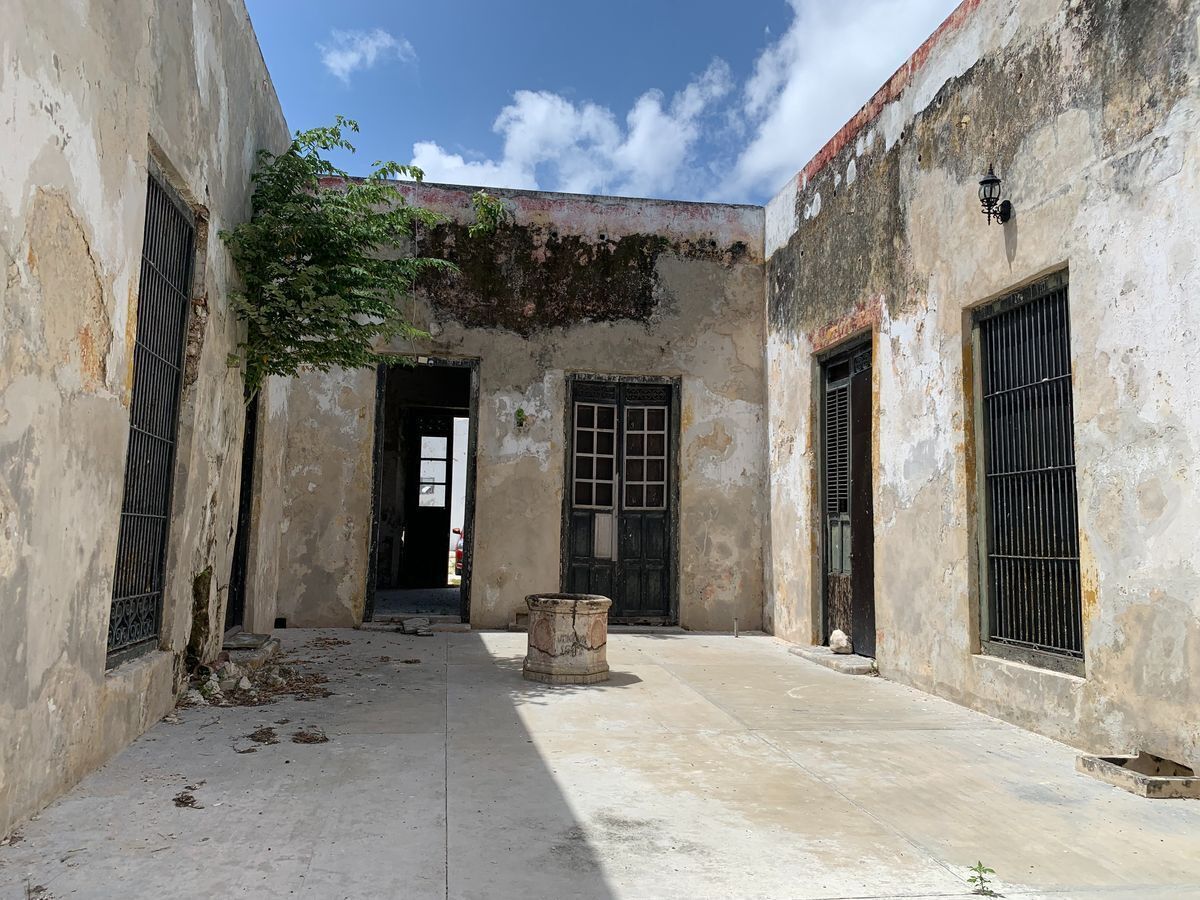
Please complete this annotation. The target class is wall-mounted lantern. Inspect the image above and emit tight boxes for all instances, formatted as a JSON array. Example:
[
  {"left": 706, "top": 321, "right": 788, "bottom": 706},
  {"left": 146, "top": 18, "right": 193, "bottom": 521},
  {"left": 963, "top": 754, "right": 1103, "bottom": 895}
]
[{"left": 978, "top": 165, "right": 1012, "bottom": 224}]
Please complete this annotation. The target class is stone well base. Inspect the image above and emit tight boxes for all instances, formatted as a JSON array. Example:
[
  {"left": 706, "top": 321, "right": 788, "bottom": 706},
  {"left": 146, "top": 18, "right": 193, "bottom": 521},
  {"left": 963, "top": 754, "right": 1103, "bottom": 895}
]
[
  {"left": 522, "top": 593, "right": 611, "bottom": 685},
  {"left": 521, "top": 668, "right": 611, "bottom": 685}
]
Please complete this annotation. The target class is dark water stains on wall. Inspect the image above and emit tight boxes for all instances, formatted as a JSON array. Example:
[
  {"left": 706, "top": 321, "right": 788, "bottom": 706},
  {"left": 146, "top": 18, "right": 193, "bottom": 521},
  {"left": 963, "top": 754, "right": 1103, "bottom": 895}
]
[
  {"left": 766, "top": 0, "right": 1197, "bottom": 340},
  {"left": 187, "top": 565, "right": 214, "bottom": 668},
  {"left": 418, "top": 221, "right": 750, "bottom": 335}
]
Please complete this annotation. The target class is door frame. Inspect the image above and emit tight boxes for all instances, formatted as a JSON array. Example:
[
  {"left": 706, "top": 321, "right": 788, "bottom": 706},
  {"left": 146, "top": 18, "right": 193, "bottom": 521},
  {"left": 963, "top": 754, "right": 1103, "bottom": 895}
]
[
  {"left": 365, "top": 356, "right": 480, "bottom": 623},
  {"left": 816, "top": 335, "right": 876, "bottom": 651},
  {"left": 559, "top": 373, "right": 681, "bottom": 625}
]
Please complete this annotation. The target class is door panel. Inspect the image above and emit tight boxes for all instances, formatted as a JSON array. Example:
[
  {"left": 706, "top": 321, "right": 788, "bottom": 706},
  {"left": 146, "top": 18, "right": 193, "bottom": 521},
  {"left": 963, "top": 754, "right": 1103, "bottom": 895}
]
[
  {"left": 403, "top": 411, "right": 453, "bottom": 588},
  {"left": 849, "top": 352, "right": 876, "bottom": 657},
  {"left": 566, "top": 382, "right": 674, "bottom": 621}
]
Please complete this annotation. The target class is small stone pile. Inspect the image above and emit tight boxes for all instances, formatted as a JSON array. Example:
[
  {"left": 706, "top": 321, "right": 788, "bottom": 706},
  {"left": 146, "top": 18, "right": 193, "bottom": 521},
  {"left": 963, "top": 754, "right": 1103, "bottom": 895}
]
[{"left": 178, "top": 657, "right": 327, "bottom": 709}]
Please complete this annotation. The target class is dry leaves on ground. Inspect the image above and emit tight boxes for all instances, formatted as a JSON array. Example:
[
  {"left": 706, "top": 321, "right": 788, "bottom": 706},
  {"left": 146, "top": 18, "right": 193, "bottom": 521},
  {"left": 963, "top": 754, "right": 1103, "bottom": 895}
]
[{"left": 290, "top": 727, "right": 329, "bottom": 744}]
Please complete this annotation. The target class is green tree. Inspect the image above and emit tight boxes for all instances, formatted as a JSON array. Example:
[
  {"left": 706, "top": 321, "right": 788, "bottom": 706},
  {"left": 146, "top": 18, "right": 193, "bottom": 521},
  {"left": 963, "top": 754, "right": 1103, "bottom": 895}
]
[{"left": 221, "top": 116, "right": 504, "bottom": 398}]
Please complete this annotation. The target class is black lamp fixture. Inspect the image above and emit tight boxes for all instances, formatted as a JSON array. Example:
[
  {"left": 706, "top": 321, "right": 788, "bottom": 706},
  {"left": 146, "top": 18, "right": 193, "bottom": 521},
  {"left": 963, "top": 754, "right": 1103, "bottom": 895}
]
[{"left": 978, "top": 165, "right": 1011, "bottom": 224}]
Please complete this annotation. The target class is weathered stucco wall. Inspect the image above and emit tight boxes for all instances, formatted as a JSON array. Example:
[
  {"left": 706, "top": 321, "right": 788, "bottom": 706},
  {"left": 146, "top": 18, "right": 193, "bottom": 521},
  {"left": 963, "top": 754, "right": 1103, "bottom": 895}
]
[
  {"left": 0, "top": 0, "right": 287, "bottom": 835},
  {"left": 765, "top": 0, "right": 1200, "bottom": 765},
  {"left": 274, "top": 185, "right": 767, "bottom": 631}
]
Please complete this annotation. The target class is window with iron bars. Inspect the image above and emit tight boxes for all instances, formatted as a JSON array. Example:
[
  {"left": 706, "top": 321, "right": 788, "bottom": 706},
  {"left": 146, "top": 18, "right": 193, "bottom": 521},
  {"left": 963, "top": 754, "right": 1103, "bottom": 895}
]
[
  {"left": 107, "top": 166, "right": 195, "bottom": 667},
  {"left": 972, "top": 270, "right": 1083, "bottom": 674}
]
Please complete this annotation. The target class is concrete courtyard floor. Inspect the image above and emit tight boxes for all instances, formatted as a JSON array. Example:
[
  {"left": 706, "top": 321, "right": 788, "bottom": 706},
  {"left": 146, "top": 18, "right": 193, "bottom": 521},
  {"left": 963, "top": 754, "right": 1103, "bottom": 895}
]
[{"left": 3, "top": 630, "right": 1200, "bottom": 899}]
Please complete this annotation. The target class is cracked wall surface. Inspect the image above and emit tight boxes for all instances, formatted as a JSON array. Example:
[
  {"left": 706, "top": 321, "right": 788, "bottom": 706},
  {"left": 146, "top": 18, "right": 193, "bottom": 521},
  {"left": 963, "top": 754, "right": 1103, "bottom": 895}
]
[
  {"left": 0, "top": 0, "right": 287, "bottom": 836},
  {"left": 273, "top": 185, "right": 767, "bottom": 632},
  {"left": 764, "top": 0, "right": 1200, "bottom": 766}
]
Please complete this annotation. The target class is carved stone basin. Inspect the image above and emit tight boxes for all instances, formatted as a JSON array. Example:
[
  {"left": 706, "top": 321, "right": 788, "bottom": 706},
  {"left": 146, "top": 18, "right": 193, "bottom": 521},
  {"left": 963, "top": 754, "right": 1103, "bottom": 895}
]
[{"left": 522, "top": 593, "right": 611, "bottom": 685}]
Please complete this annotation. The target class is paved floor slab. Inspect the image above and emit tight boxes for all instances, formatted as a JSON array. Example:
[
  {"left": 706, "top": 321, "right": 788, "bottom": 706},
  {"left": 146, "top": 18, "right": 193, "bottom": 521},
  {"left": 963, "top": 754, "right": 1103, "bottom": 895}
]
[{"left": 2, "top": 630, "right": 1199, "bottom": 899}]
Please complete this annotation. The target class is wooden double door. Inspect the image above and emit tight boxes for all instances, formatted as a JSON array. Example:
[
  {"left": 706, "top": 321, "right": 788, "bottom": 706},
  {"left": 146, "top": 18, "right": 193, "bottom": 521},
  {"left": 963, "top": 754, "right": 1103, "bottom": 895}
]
[
  {"left": 564, "top": 380, "right": 675, "bottom": 622},
  {"left": 822, "top": 344, "right": 876, "bottom": 657}
]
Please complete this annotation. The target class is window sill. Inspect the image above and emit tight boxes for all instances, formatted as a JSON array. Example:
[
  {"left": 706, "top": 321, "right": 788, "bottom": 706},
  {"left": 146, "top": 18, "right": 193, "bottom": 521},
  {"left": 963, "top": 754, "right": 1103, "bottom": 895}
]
[{"left": 974, "top": 644, "right": 1086, "bottom": 682}]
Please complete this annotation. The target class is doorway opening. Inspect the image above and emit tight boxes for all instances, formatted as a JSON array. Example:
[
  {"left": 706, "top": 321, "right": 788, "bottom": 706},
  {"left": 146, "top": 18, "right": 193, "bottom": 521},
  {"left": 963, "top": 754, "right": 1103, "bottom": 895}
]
[
  {"left": 225, "top": 392, "right": 259, "bottom": 635},
  {"left": 368, "top": 359, "right": 477, "bottom": 621},
  {"left": 562, "top": 376, "right": 680, "bottom": 624},
  {"left": 819, "top": 341, "right": 876, "bottom": 657}
]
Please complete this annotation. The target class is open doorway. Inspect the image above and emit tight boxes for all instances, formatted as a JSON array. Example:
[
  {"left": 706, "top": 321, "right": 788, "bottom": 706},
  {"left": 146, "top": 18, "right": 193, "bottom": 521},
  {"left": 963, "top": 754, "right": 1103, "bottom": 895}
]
[
  {"left": 225, "top": 393, "right": 259, "bottom": 635},
  {"left": 368, "top": 359, "right": 477, "bottom": 621}
]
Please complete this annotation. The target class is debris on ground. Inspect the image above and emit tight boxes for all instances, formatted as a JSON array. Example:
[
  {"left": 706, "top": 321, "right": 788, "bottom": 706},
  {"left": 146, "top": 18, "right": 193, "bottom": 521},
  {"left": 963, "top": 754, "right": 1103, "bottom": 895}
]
[
  {"left": 401, "top": 659, "right": 421, "bottom": 664},
  {"left": 161, "top": 713, "right": 181, "bottom": 725},
  {"left": 176, "top": 660, "right": 330, "bottom": 711},
  {"left": 307, "top": 636, "right": 351, "bottom": 648},
  {"left": 290, "top": 727, "right": 329, "bottom": 744},
  {"left": 378, "top": 656, "right": 391, "bottom": 662},
  {"left": 176, "top": 688, "right": 207, "bottom": 708},
  {"left": 0, "top": 829, "right": 24, "bottom": 847},
  {"left": 246, "top": 727, "right": 279, "bottom": 745},
  {"left": 197, "top": 678, "right": 224, "bottom": 704},
  {"left": 172, "top": 790, "right": 202, "bottom": 809}
]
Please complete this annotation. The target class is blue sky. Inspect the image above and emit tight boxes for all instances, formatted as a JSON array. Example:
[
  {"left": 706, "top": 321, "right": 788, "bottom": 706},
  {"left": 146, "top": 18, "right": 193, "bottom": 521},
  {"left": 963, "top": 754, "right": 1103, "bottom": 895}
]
[{"left": 246, "top": 0, "right": 961, "bottom": 205}]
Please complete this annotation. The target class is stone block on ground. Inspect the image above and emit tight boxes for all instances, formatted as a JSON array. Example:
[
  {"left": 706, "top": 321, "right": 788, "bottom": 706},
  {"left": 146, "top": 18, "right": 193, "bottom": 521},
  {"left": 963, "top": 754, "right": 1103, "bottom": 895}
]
[
  {"left": 829, "top": 629, "right": 852, "bottom": 654},
  {"left": 400, "top": 617, "right": 433, "bottom": 636}
]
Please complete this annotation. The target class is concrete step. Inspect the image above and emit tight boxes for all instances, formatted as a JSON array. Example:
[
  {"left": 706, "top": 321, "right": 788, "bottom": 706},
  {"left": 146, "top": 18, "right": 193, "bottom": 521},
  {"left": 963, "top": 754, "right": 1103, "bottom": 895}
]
[
  {"left": 372, "top": 614, "right": 461, "bottom": 625},
  {"left": 788, "top": 644, "right": 876, "bottom": 676},
  {"left": 223, "top": 635, "right": 281, "bottom": 672}
]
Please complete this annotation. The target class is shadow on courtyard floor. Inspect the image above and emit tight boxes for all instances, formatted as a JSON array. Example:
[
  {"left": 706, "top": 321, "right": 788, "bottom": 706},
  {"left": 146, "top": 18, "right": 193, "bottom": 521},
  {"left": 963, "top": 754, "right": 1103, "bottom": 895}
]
[{"left": 0, "top": 628, "right": 622, "bottom": 899}]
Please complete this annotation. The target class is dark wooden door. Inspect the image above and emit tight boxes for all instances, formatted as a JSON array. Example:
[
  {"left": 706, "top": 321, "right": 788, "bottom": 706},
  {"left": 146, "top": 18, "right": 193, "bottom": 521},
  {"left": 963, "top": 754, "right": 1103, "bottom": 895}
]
[
  {"left": 403, "top": 410, "right": 453, "bottom": 588},
  {"left": 822, "top": 345, "right": 875, "bottom": 657},
  {"left": 566, "top": 381, "right": 673, "bottom": 621}
]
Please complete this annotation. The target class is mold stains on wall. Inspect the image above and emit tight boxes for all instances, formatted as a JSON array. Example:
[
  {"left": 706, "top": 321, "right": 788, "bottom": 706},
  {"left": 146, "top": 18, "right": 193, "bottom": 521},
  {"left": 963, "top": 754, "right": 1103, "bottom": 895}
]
[
  {"left": 417, "top": 220, "right": 750, "bottom": 335},
  {"left": 187, "top": 565, "right": 214, "bottom": 668}
]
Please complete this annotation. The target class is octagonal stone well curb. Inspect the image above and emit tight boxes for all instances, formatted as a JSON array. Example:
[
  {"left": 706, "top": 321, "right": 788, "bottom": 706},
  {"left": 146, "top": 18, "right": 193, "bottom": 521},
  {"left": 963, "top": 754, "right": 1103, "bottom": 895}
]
[{"left": 522, "top": 593, "right": 611, "bottom": 685}]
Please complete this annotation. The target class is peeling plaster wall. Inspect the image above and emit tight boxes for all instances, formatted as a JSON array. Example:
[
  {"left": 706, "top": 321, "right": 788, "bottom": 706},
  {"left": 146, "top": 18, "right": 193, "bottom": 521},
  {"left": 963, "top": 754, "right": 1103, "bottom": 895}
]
[
  {"left": 274, "top": 185, "right": 766, "bottom": 632},
  {"left": 0, "top": 0, "right": 287, "bottom": 835},
  {"left": 765, "top": 0, "right": 1200, "bottom": 766}
]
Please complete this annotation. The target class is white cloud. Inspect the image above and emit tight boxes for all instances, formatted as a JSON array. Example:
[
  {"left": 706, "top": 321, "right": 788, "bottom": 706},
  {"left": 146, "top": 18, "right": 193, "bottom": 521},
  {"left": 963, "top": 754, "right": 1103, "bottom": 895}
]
[
  {"left": 721, "top": 0, "right": 958, "bottom": 200},
  {"left": 409, "top": 60, "right": 732, "bottom": 199},
  {"left": 408, "top": 1, "right": 959, "bottom": 202},
  {"left": 319, "top": 28, "right": 414, "bottom": 84}
]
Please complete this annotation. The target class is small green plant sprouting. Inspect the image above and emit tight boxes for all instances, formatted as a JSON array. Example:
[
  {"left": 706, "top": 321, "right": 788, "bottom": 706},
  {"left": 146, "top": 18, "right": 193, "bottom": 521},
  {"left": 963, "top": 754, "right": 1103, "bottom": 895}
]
[
  {"left": 967, "top": 860, "right": 997, "bottom": 896},
  {"left": 468, "top": 189, "right": 510, "bottom": 237},
  {"left": 514, "top": 407, "right": 528, "bottom": 428}
]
